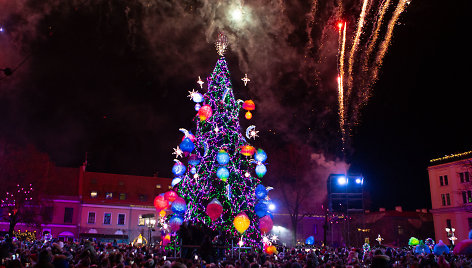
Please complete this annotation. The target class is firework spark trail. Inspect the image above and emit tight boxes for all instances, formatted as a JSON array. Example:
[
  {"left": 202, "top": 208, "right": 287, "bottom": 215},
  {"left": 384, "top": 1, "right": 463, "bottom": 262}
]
[
  {"left": 305, "top": 0, "right": 319, "bottom": 61},
  {"left": 346, "top": 0, "right": 370, "bottom": 101},
  {"left": 364, "top": 0, "right": 391, "bottom": 63},
  {"left": 337, "top": 22, "right": 347, "bottom": 153},
  {"left": 370, "top": 0, "right": 409, "bottom": 84}
]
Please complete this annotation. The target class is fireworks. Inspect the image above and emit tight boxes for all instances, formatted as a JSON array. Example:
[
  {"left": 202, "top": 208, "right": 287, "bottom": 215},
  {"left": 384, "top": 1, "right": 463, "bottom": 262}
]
[
  {"left": 333, "top": 0, "right": 411, "bottom": 155},
  {"left": 215, "top": 33, "right": 229, "bottom": 57}
]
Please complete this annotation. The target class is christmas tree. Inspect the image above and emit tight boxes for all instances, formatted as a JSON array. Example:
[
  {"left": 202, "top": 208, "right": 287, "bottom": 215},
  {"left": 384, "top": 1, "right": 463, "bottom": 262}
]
[{"left": 170, "top": 34, "right": 273, "bottom": 247}]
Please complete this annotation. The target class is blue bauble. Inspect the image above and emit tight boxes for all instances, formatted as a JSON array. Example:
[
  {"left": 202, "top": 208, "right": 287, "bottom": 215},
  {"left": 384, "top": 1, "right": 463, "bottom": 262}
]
[
  {"left": 255, "top": 202, "right": 268, "bottom": 218},
  {"left": 305, "top": 236, "right": 314, "bottom": 245},
  {"left": 254, "top": 149, "right": 267, "bottom": 163},
  {"left": 255, "top": 163, "right": 267, "bottom": 178},
  {"left": 188, "top": 154, "right": 200, "bottom": 166},
  {"left": 171, "top": 177, "right": 182, "bottom": 187},
  {"left": 172, "top": 162, "right": 186, "bottom": 176},
  {"left": 190, "top": 166, "right": 197, "bottom": 174},
  {"left": 415, "top": 244, "right": 431, "bottom": 254},
  {"left": 180, "top": 137, "right": 195, "bottom": 153},
  {"left": 171, "top": 198, "right": 187, "bottom": 215},
  {"left": 195, "top": 104, "right": 201, "bottom": 111},
  {"left": 217, "top": 166, "right": 230, "bottom": 181},
  {"left": 217, "top": 150, "right": 230, "bottom": 165},
  {"left": 255, "top": 184, "right": 267, "bottom": 199},
  {"left": 433, "top": 240, "right": 450, "bottom": 255},
  {"left": 169, "top": 215, "right": 184, "bottom": 231}
]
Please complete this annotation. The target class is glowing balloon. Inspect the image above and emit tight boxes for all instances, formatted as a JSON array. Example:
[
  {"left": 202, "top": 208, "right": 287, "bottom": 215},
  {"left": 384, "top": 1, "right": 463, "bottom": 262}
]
[
  {"left": 240, "top": 145, "right": 256, "bottom": 156},
  {"left": 408, "top": 237, "right": 420, "bottom": 246},
  {"left": 171, "top": 197, "right": 187, "bottom": 215},
  {"left": 195, "top": 103, "right": 201, "bottom": 111},
  {"left": 197, "top": 105, "right": 212, "bottom": 121},
  {"left": 206, "top": 199, "right": 223, "bottom": 221},
  {"left": 255, "top": 163, "right": 267, "bottom": 178},
  {"left": 255, "top": 202, "right": 268, "bottom": 218},
  {"left": 154, "top": 195, "right": 168, "bottom": 210},
  {"left": 162, "top": 234, "right": 171, "bottom": 246},
  {"left": 259, "top": 215, "right": 273, "bottom": 234},
  {"left": 171, "top": 177, "right": 182, "bottom": 187},
  {"left": 169, "top": 215, "right": 184, "bottom": 232},
  {"left": 242, "top": 100, "right": 255, "bottom": 111},
  {"left": 159, "top": 210, "right": 166, "bottom": 218},
  {"left": 179, "top": 137, "right": 194, "bottom": 154},
  {"left": 264, "top": 245, "right": 277, "bottom": 255},
  {"left": 233, "top": 212, "right": 250, "bottom": 234},
  {"left": 172, "top": 161, "right": 186, "bottom": 176},
  {"left": 415, "top": 243, "right": 431, "bottom": 254},
  {"left": 217, "top": 166, "right": 230, "bottom": 181},
  {"left": 164, "top": 191, "right": 178, "bottom": 202},
  {"left": 255, "top": 184, "right": 267, "bottom": 199},
  {"left": 433, "top": 240, "right": 450, "bottom": 255},
  {"left": 217, "top": 150, "right": 230, "bottom": 165},
  {"left": 192, "top": 92, "right": 203, "bottom": 103},
  {"left": 245, "top": 111, "right": 252, "bottom": 120},
  {"left": 254, "top": 149, "right": 267, "bottom": 163},
  {"left": 305, "top": 236, "right": 315, "bottom": 245}
]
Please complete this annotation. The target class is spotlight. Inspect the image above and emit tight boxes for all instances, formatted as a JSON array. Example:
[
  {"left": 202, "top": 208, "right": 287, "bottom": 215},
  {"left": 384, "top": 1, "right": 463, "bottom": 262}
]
[
  {"left": 337, "top": 176, "right": 347, "bottom": 185},
  {"left": 268, "top": 203, "right": 276, "bottom": 211}
]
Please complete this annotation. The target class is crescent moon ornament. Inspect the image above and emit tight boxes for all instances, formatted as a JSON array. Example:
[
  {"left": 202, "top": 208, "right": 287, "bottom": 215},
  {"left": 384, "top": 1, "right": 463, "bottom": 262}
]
[
  {"left": 222, "top": 86, "right": 230, "bottom": 101},
  {"left": 245, "top": 125, "right": 259, "bottom": 140},
  {"left": 237, "top": 99, "right": 244, "bottom": 105},
  {"left": 203, "top": 141, "right": 209, "bottom": 157},
  {"left": 179, "top": 128, "right": 190, "bottom": 138}
]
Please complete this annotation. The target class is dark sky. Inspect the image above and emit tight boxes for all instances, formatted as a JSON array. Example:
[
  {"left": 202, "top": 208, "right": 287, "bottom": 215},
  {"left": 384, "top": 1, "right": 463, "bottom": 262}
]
[{"left": 0, "top": 0, "right": 470, "bottom": 211}]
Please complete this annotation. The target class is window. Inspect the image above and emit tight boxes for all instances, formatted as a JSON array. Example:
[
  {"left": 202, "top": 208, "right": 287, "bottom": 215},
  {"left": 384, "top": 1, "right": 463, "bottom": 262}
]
[
  {"left": 118, "top": 214, "right": 126, "bottom": 225},
  {"left": 440, "top": 176, "right": 444, "bottom": 186},
  {"left": 104, "top": 213, "right": 111, "bottom": 225},
  {"left": 138, "top": 215, "right": 145, "bottom": 226},
  {"left": 106, "top": 192, "right": 113, "bottom": 199},
  {"left": 446, "top": 219, "right": 452, "bottom": 229},
  {"left": 88, "top": 212, "right": 96, "bottom": 224},
  {"left": 441, "top": 194, "right": 446, "bottom": 206},
  {"left": 460, "top": 172, "right": 470, "bottom": 183},
  {"left": 468, "top": 191, "right": 472, "bottom": 203},
  {"left": 156, "top": 184, "right": 162, "bottom": 189},
  {"left": 446, "top": 193, "right": 451, "bottom": 205},
  {"left": 90, "top": 191, "right": 98, "bottom": 198},
  {"left": 463, "top": 191, "right": 467, "bottom": 204},
  {"left": 64, "top": 208, "right": 73, "bottom": 223},
  {"left": 41, "top": 206, "right": 54, "bottom": 222},
  {"left": 444, "top": 175, "right": 449, "bottom": 185},
  {"left": 119, "top": 193, "right": 127, "bottom": 200},
  {"left": 468, "top": 218, "right": 472, "bottom": 230},
  {"left": 139, "top": 194, "right": 148, "bottom": 202}
]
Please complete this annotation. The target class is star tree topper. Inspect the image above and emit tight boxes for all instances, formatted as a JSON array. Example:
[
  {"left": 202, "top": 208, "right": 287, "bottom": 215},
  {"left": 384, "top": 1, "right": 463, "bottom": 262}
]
[{"left": 242, "top": 73, "right": 250, "bottom": 86}]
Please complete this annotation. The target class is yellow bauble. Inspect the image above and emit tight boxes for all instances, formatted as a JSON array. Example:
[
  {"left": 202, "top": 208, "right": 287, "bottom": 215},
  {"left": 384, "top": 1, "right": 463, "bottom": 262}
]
[{"left": 233, "top": 212, "right": 250, "bottom": 234}]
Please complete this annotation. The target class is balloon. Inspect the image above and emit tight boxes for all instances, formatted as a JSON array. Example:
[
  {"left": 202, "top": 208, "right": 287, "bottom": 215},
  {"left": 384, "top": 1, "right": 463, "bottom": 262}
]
[
  {"left": 190, "top": 166, "right": 197, "bottom": 174},
  {"left": 255, "top": 202, "right": 268, "bottom": 218},
  {"left": 255, "top": 184, "right": 268, "bottom": 199},
  {"left": 233, "top": 212, "right": 250, "bottom": 234},
  {"left": 305, "top": 236, "right": 315, "bottom": 245},
  {"left": 217, "top": 150, "right": 230, "bottom": 165},
  {"left": 172, "top": 161, "right": 186, "bottom": 176},
  {"left": 179, "top": 137, "right": 195, "bottom": 154},
  {"left": 162, "top": 234, "right": 171, "bottom": 246},
  {"left": 265, "top": 245, "right": 277, "bottom": 255},
  {"left": 415, "top": 244, "right": 431, "bottom": 254},
  {"left": 408, "top": 237, "right": 420, "bottom": 246},
  {"left": 171, "top": 177, "right": 182, "bottom": 187},
  {"left": 245, "top": 111, "right": 252, "bottom": 120},
  {"left": 425, "top": 238, "right": 435, "bottom": 246},
  {"left": 164, "top": 191, "right": 178, "bottom": 202},
  {"left": 255, "top": 163, "right": 267, "bottom": 178},
  {"left": 240, "top": 145, "right": 256, "bottom": 156},
  {"left": 159, "top": 210, "right": 166, "bottom": 218},
  {"left": 259, "top": 215, "right": 273, "bottom": 234},
  {"left": 217, "top": 166, "right": 230, "bottom": 181},
  {"left": 154, "top": 195, "right": 168, "bottom": 210},
  {"left": 169, "top": 215, "right": 184, "bottom": 232},
  {"left": 242, "top": 100, "right": 255, "bottom": 111},
  {"left": 188, "top": 154, "right": 201, "bottom": 166},
  {"left": 171, "top": 197, "right": 187, "bottom": 215},
  {"left": 198, "top": 105, "right": 212, "bottom": 121},
  {"left": 433, "top": 240, "right": 450, "bottom": 255},
  {"left": 192, "top": 92, "right": 204, "bottom": 103},
  {"left": 206, "top": 199, "right": 223, "bottom": 221},
  {"left": 254, "top": 149, "right": 267, "bottom": 163}
]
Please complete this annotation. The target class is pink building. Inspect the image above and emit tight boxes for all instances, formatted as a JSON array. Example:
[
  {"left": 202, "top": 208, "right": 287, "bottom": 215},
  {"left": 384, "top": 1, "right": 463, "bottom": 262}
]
[
  {"left": 428, "top": 151, "right": 472, "bottom": 244},
  {"left": 1, "top": 163, "right": 171, "bottom": 243}
]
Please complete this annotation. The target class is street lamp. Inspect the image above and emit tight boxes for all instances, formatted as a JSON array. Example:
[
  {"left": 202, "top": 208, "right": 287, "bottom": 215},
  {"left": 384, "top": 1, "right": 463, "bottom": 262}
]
[
  {"left": 145, "top": 218, "right": 156, "bottom": 245},
  {"left": 445, "top": 227, "right": 457, "bottom": 245}
]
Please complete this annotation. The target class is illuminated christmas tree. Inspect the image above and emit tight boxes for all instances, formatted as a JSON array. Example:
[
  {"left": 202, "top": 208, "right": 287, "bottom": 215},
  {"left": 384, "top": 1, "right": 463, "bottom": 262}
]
[{"left": 171, "top": 34, "right": 273, "bottom": 247}]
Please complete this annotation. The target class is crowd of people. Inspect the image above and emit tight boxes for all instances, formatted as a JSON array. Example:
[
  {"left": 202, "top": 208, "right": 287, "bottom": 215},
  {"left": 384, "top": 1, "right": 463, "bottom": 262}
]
[{"left": 1, "top": 234, "right": 472, "bottom": 268}]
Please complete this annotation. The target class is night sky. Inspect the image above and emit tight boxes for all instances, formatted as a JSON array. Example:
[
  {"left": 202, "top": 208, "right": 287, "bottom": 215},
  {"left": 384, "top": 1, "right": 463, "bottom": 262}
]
[{"left": 0, "top": 0, "right": 470, "bottom": 211}]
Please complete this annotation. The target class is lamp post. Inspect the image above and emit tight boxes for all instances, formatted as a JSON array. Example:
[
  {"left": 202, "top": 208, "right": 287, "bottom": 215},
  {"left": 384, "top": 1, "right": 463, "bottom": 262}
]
[
  {"left": 445, "top": 227, "right": 457, "bottom": 245},
  {"left": 145, "top": 218, "right": 156, "bottom": 245}
]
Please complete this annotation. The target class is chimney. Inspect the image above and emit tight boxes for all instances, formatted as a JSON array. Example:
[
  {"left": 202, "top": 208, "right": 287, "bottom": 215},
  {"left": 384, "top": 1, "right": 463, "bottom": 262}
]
[
  {"left": 395, "top": 206, "right": 402, "bottom": 212},
  {"left": 379, "top": 208, "right": 386, "bottom": 212}
]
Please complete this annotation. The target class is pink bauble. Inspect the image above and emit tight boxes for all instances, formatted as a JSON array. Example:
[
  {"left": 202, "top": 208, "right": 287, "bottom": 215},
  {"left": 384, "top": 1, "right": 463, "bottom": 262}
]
[
  {"left": 206, "top": 199, "right": 223, "bottom": 221},
  {"left": 164, "top": 191, "right": 178, "bottom": 202},
  {"left": 154, "top": 195, "right": 168, "bottom": 210},
  {"left": 259, "top": 215, "right": 273, "bottom": 234}
]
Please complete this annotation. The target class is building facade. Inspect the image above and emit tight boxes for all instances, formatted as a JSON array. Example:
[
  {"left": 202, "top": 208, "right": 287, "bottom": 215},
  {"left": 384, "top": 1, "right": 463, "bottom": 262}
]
[
  {"left": 0, "top": 163, "right": 171, "bottom": 243},
  {"left": 428, "top": 151, "right": 472, "bottom": 244}
]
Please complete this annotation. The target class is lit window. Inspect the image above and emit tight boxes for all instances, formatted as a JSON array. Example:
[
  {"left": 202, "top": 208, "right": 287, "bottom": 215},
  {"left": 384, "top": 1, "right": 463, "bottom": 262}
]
[
  {"left": 119, "top": 193, "right": 127, "bottom": 200},
  {"left": 168, "top": 185, "right": 173, "bottom": 189},
  {"left": 106, "top": 192, "right": 113, "bottom": 199},
  {"left": 88, "top": 212, "right": 96, "bottom": 224},
  {"left": 90, "top": 191, "right": 98, "bottom": 198},
  {"left": 156, "top": 184, "right": 161, "bottom": 189},
  {"left": 138, "top": 215, "right": 145, "bottom": 226},
  {"left": 104, "top": 213, "right": 111, "bottom": 225}
]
